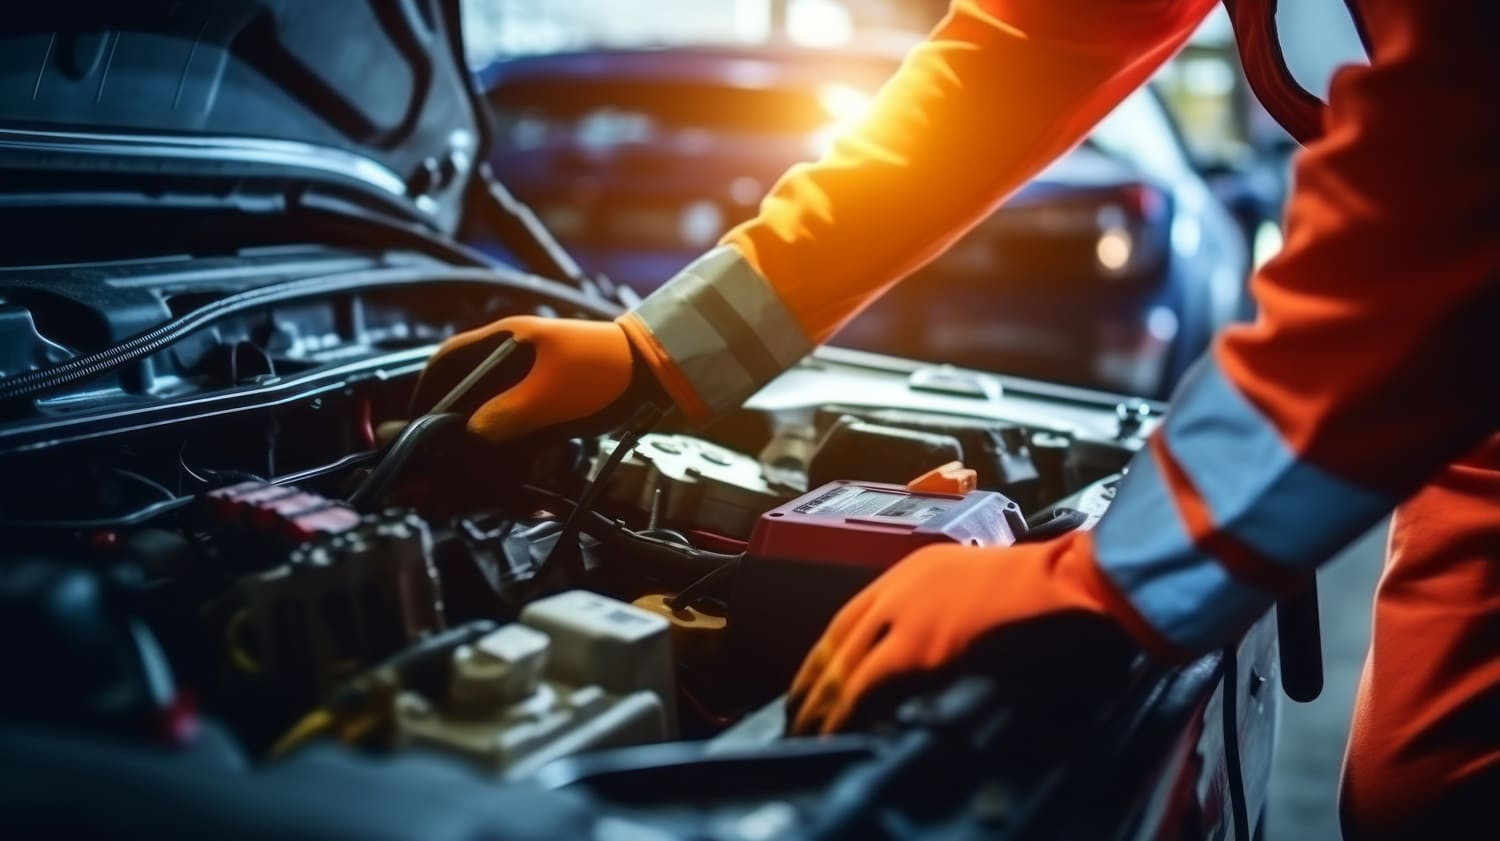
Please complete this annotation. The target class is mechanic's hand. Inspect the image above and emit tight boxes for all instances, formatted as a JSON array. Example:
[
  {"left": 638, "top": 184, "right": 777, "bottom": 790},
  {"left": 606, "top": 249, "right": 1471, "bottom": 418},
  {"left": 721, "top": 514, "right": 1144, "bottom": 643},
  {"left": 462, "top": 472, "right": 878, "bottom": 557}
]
[
  {"left": 787, "top": 534, "right": 1146, "bottom": 735},
  {"left": 410, "top": 316, "right": 663, "bottom": 443}
]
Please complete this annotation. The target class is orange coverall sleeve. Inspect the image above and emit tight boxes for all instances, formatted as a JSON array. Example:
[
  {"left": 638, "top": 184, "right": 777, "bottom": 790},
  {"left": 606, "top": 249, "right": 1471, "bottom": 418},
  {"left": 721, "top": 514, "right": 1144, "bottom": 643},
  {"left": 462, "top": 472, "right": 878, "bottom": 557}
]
[
  {"left": 1088, "top": 0, "right": 1500, "bottom": 653},
  {"left": 620, "top": 0, "right": 1217, "bottom": 421}
]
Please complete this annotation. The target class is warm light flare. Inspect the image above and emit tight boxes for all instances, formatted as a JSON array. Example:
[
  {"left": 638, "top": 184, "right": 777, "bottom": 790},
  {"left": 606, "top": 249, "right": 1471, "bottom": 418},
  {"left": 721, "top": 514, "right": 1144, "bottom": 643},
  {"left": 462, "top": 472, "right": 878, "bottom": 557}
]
[
  {"left": 1095, "top": 227, "right": 1134, "bottom": 273},
  {"left": 811, "top": 83, "right": 876, "bottom": 156}
]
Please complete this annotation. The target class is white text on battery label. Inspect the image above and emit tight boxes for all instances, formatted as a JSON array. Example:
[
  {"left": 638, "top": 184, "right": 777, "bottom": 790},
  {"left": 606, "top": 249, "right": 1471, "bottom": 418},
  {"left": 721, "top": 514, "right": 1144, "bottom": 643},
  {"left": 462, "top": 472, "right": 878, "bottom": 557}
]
[
  {"left": 873, "top": 496, "right": 953, "bottom": 523},
  {"left": 796, "top": 486, "right": 902, "bottom": 516},
  {"left": 795, "top": 487, "right": 954, "bottom": 522}
]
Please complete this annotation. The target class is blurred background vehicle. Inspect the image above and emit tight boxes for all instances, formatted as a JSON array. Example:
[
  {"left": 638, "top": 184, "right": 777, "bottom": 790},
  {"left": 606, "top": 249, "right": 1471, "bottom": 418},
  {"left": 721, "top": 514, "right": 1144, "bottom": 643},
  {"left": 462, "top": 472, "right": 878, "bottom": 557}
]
[{"left": 472, "top": 44, "right": 1266, "bottom": 397}]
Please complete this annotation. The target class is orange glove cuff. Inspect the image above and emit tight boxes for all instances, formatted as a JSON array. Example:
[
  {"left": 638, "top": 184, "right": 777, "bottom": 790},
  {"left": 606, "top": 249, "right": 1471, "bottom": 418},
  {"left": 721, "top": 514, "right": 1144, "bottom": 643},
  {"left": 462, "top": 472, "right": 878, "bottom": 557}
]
[{"left": 617, "top": 311, "right": 713, "bottom": 424}]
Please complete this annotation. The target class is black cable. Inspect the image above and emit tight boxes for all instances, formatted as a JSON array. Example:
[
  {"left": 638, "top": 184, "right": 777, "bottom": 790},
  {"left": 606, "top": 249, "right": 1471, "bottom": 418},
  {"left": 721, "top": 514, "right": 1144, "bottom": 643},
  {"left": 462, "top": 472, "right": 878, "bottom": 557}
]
[
  {"left": 665, "top": 556, "right": 740, "bottom": 611},
  {"left": 518, "top": 483, "right": 735, "bottom": 576},
  {"left": 534, "top": 406, "right": 663, "bottom": 587},
  {"left": 274, "top": 449, "right": 379, "bottom": 487},
  {"left": 112, "top": 468, "right": 177, "bottom": 503},
  {"left": 228, "top": 340, "right": 276, "bottom": 385},
  {"left": 346, "top": 412, "right": 463, "bottom": 511},
  {"left": 0, "top": 265, "right": 620, "bottom": 403},
  {"left": 1, "top": 448, "right": 380, "bottom": 531},
  {"left": 176, "top": 441, "right": 211, "bottom": 486},
  {"left": 323, "top": 620, "right": 499, "bottom": 712},
  {"left": 0, "top": 495, "right": 197, "bottom": 531},
  {"left": 1020, "top": 507, "right": 1089, "bottom": 543},
  {"left": 1221, "top": 644, "right": 1252, "bottom": 841},
  {"left": 636, "top": 528, "right": 693, "bottom": 546}
]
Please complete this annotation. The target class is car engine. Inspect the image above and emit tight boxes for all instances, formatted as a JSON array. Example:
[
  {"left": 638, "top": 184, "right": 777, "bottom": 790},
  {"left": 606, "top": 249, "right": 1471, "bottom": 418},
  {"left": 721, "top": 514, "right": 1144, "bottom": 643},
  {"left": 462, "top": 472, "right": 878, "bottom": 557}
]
[
  {"left": 0, "top": 249, "right": 1145, "bottom": 753},
  {"left": 0, "top": 253, "right": 1275, "bottom": 839},
  {"left": 0, "top": 0, "right": 1277, "bottom": 833}
]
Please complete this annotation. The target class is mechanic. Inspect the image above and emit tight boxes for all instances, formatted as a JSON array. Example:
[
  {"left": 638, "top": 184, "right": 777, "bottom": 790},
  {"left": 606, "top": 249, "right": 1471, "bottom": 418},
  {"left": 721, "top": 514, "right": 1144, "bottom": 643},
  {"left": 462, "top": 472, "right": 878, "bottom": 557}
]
[{"left": 414, "top": 1, "right": 1497, "bottom": 835}]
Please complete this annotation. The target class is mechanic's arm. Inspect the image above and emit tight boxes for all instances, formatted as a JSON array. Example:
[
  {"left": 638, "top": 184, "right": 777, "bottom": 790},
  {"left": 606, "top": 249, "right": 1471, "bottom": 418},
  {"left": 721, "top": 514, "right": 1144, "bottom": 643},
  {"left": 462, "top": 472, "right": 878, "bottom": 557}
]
[
  {"left": 790, "top": 0, "right": 1500, "bottom": 734},
  {"left": 620, "top": 0, "right": 1217, "bottom": 422},
  {"left": 420, "top": 0, "right": 1214, "bottom": 439}
]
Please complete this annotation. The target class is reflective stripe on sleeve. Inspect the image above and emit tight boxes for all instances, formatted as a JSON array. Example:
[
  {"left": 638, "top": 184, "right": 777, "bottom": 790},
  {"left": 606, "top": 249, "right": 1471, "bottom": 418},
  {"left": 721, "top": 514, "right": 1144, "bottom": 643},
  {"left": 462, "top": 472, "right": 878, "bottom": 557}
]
[
  {"left": 1094, "top": 444, "right": 1276, "bottom": 651},
  {"left": 630, "top": 246, "right": 812, "bottom": 417},
  {"left": 1094, "top": 355, "right": 1396, "bottom": 651},
  {"left": 1161, "top": 357, "right": 1393, "bottom": 569}
]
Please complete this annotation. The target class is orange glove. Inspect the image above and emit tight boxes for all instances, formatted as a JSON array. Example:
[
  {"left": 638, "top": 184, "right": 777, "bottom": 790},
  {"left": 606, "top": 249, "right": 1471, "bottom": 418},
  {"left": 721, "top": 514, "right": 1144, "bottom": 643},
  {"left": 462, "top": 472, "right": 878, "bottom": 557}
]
[
  {"left": 411, "top": 316, "right": 664, "bottom": 443},
  {"left": 787, "top": 533, "right": 1158, "bottom": 735}
]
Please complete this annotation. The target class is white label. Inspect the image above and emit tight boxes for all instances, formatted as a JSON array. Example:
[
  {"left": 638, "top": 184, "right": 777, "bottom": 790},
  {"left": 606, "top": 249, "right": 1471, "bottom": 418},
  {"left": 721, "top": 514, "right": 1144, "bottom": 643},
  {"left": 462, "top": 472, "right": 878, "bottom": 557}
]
[{"left": 794, "top": 486, "right": 954, "bottom": 523}]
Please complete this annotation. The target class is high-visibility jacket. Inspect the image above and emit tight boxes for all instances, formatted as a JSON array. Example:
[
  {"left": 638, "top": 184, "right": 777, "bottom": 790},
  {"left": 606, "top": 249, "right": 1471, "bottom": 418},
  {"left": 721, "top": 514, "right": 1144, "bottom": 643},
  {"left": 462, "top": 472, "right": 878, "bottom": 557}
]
[{"left": 620, "top": 0, "right": 1499, "bottom": 655}]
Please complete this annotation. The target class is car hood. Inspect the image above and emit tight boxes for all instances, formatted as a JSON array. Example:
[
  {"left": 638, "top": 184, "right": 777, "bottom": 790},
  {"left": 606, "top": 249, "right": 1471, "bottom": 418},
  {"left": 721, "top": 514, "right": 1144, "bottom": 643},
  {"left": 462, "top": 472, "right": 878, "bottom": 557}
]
[{"left": 0, "top": 0, "right": 483, "bottom": 235}]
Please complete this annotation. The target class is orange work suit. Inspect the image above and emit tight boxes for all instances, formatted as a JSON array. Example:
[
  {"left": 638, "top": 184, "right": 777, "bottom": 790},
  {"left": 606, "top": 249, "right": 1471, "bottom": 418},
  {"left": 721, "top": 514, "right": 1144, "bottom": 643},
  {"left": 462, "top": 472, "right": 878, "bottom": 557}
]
[{"left": 613, "top": 1, "right": 1500, "bottom": 834}]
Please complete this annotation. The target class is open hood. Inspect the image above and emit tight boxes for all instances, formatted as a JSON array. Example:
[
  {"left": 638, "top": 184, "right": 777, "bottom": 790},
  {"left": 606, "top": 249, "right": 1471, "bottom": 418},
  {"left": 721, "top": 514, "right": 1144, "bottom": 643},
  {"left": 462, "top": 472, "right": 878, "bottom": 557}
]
[{"left": 0, "top": 0, "right": 484, "bottom": 235}]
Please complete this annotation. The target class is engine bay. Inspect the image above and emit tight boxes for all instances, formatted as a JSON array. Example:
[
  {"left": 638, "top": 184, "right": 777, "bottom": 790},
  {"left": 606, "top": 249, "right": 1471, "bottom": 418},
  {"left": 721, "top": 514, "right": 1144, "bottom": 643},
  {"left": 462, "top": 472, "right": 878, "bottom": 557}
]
[{"left": 0, "top": 252, "right": 1278, "bottom": 839}]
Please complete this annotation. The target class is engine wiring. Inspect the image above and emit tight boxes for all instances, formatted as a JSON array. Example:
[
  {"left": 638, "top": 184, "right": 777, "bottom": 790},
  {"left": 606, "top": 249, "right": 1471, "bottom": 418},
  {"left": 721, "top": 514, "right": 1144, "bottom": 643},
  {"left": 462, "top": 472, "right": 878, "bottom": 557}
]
[
  {"left": 0, "top": 448, "right": 381, "bottom": 532},
  {"left": 664, "top": 556, "right": 740, "bottom": 612},
  {"left": 112, "top": 468, "right": 178, "bottom": 503},
  {"left": 176, "top": 441, "right": 212, "bottom": 487},
  {"left": 0, "top": 264, "right": 621, "bottom": 403},
  {"left": 518, "top": 483, "right": 739, "bottom": 578},
  {"left": 228, "top": 340, "right": 277, "bottom": 386},
  {"left": 268, "top": 620, "right": 499, "bottom": 758},
  {"left": 532, "top": 408, "right": 663, "bottom": 588},
  {"left": 345, "top": 412, "right": 464, "bottom": 512},
  {"left": 1221, "top": 644, "right": 1253, "bottom": 841}
]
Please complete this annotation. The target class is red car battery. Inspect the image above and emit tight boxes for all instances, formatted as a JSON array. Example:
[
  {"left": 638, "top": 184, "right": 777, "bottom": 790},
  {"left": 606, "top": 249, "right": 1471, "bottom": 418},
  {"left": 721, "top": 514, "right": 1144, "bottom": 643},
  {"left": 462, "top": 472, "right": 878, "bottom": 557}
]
[{"left": 728, "top": 480, "right": 1025, "bottom": 698}]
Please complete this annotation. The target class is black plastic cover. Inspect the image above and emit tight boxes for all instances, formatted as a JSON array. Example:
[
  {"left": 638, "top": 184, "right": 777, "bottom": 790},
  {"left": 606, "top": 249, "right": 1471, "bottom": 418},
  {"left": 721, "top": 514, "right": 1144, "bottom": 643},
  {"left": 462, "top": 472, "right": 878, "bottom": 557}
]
[{"left": 0, "top": 1, "right": 483, "bottom": 234}]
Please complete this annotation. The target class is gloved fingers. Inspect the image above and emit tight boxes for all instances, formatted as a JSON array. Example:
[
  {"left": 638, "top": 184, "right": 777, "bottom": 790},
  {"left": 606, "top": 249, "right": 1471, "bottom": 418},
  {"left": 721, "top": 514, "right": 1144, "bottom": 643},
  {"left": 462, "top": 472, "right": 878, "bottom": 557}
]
[
  {"left": 788, "top": 588, "right": 882, "bottom": 711},
  {"left": 790, "top": 611, "right": 893, "bottom": 735},
  {"left": 410, "top": 321, "right": 536, "bottom": 418},
  {"left": 465, "top": 368, "right": 556, "bottom": 443},
  {"left": 463, "top": 317, "right": 640, "bottom": 444},
  {"left": 412, "top": 325, "right": 503, "bottom": 408},
  {"left": 818, "top": 638, "right": 914, "bottom": 735},
  {"left": 789, "top": 661, "right": 845, "bottom": 736}
]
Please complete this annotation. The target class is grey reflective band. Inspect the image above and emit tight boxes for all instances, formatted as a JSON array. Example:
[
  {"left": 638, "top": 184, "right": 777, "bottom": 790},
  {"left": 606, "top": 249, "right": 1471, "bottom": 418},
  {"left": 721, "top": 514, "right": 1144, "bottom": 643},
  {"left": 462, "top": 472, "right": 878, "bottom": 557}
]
[
  {"left": 1159, "top": 359, "right": 1392, "bottom": 569},
  {"left": 632, "top": 246, "right": 813, "bottom": 416},
  {"left": 1094, "top": 447, "right": 1275, "bottom": 651},
  {"left": 1093, "top": 356, "right": 1395, "bottom": 652}
]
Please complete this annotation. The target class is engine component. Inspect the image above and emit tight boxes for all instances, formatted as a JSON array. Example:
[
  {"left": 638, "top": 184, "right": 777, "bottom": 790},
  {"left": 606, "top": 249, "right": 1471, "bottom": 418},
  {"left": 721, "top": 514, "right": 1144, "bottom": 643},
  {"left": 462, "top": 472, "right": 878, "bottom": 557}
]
[
  {"left": 632, "top": 593, "right": 729, "bottom": 666},
  {"left": 907, "top": 461, "right": 979, "bottom": 494},
  {"left": 0, "top": 559, "right": 188, "bottom": 741},
  {"left": 755, "top": 425, "right": 818, "bottom": 493},
  {"left": 204, "top": 481, "right": 361, "bottom": 546},
  {"left": 813, "top": 409, "right": 1047, "bottom": 507},
  {"left": 1033, "top": 472, "right": 1121, "bottom": 532},
  {"left": 728, "top": 481, "right": 1025, "bottom": 695},
  {"left": 393, "top": 592, "right": 674, "bottom": 778},
  {"left": 520, "top": 590, "right": 677, "bottom": 729},
  {"left": 433, "top": 517, "right": 557, "bottom": 625},
  {"left": 1029, "top": 431, "right": 1077, "bottom": 506},
  {"left": 601, "top": 433, "right": 796, "bottom": 538},
  {"left": 746, "top": 480, "right": 1024, "bottom": 564},
  {"left": 807, "top": 416, "right": 963, "bottom": 489},
  {"left": 234, "top": 510, "right": 445, "bottom": 703}
]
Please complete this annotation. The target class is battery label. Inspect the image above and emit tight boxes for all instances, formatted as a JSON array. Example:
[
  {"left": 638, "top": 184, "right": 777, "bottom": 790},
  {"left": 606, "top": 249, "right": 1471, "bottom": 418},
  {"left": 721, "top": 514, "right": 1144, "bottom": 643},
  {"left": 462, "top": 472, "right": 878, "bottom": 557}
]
[
  {"left": 793, "top": 485, "right": 955, "bottom": 523},
  {"left": 872, "top": 495, "right": 953, "bottom": 523}
]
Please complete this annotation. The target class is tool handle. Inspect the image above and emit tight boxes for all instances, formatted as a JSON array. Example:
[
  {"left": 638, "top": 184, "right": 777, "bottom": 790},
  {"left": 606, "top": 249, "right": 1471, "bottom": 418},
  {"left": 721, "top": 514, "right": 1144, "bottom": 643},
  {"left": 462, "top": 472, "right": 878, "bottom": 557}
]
[
  {"left": 428, "top": 338, "right": 520, "bottom": 415},
  {"left": 1276, "top": 577, "right": 1324, "bottom": 703}
]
